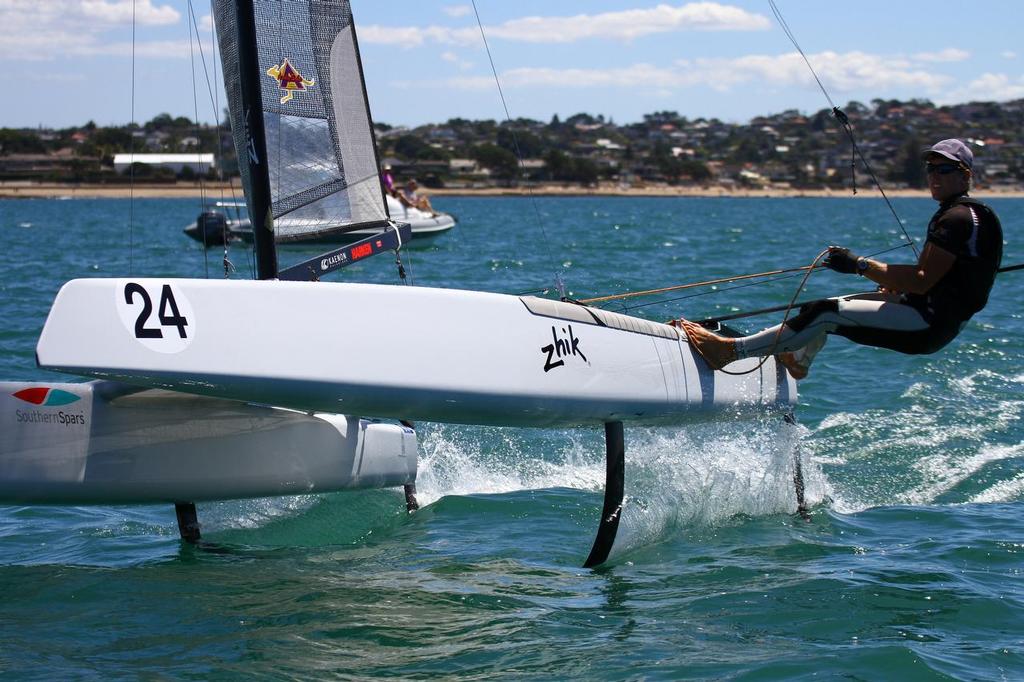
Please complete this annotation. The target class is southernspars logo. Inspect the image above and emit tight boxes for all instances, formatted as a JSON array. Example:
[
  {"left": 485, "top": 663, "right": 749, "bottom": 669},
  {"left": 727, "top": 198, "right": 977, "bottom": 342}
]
[
  {"left": 12, "top": 387, "right": 81, "bottom": 406},
  {"left": 267, "top": 58, "right": 315, "bottom": 104}
]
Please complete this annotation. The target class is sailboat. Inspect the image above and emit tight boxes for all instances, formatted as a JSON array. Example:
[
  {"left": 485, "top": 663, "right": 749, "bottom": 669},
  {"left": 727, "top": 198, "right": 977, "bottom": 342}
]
[
  {"left": 3, "top": 0, "right": 797, "bottom": 566},
  {"left": 183, "top": 193, "right": 456, "bottom": 246}
]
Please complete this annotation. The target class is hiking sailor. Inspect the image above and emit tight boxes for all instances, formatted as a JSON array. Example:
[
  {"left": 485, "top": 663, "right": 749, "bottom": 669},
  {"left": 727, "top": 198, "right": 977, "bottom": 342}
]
[{"left": 678, "top": 138, "right": 1004, "bottom": 379}]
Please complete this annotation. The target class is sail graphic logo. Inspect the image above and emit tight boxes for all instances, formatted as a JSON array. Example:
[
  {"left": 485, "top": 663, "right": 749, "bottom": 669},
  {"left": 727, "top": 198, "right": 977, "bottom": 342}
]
[
  {"left": 267, "top": 58, "right": 315, "bottom": 104},
  {"left": 12, "top": 387, "right": 81, "bottom": 406}
]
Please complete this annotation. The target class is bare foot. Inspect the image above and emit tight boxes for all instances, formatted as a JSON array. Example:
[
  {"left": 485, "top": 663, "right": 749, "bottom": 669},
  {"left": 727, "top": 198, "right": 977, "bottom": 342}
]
[
  {"left": 677, "top": 320, "right": 736, "bottom": 370},
  {"left": 776, "top": 352, "right": 808, "bottom": 380}
]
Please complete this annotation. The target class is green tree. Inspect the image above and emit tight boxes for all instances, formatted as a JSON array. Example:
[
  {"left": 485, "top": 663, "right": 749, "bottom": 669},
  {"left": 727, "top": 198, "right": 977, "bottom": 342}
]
[
  {"left": 0, "top": 129, "right": 47, "bottom": 155},
  {"left": 543, "top": 149, "right": 572, "bottom": 181},
  {"left": 899, "top": 136, "right": 927, "bottom": 188},
  {"left": 572, "top": 157, "right": 599, "bottom": 185},
  {"left": 496, "top": 128, "right": 544, "bottom": 158},
  {"left": 394, "top": 134, "right": 428, "bottom": 159},
  {"left": 680, "top": 159, "right": 711, "bottom": 182},
  {"left": 146, "top": 113, "right": 174, "bottom": 131},
  {"left": 472, "top": 143, "right": 518, "bottom": 180}
]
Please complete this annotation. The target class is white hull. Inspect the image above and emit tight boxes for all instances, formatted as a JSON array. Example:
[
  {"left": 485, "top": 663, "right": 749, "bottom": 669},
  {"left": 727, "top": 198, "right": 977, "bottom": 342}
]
[
  {"left": 36, "top": 279, "right": 795, "bottom": 427},
  {"left": 0, "top": 380, "right": 416, "bottom": 504}
]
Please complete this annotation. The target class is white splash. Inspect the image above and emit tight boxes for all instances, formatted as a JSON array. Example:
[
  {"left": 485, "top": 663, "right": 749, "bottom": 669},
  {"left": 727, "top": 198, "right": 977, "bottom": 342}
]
[
  {"left": 413, "top": 418, "right": 829, "bottom": 552},
  {"left": 970, "top": 471, "right": 1024, "bottom": 504},
  {"left": 911, "top": 442, "right": 1024, "bottom": 505}
]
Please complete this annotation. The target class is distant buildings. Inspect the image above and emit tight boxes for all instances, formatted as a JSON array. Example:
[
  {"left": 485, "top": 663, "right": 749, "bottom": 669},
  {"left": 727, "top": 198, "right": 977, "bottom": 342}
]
[
  {"left": 112, "top": 153, "right": 215, "bottom": 175},
  {"left": 2, "top": 99, "right": 1022, "bottom": 189}
]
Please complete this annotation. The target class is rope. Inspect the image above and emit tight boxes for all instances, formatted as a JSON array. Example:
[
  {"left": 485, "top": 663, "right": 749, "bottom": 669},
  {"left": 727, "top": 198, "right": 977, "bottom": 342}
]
[
  {"left": 392, "top": 222, "right": 412, "bottom": 285},
  {"left": 579, "top": 264, "right": 814, "bottom": 305},
  {"left": 676, "top": 249, "right": 831, "bottom": 376}
]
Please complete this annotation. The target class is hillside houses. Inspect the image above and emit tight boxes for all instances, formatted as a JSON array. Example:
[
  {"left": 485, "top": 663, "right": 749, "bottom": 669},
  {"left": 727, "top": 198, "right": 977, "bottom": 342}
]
[{"left": 2, "top": 98, "right": 1022, "bottom": 189}]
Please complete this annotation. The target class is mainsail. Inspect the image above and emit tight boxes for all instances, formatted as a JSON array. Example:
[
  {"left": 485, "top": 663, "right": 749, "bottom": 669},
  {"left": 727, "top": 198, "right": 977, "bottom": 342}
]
[{"left": 215, "top": 0, "right": 389, "bottom": 246}]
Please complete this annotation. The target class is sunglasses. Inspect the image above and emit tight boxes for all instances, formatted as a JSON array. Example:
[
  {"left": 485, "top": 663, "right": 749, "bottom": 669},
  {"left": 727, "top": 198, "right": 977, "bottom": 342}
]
[{"left": 925, "top": 163, "right": 963, "bottom": 175}]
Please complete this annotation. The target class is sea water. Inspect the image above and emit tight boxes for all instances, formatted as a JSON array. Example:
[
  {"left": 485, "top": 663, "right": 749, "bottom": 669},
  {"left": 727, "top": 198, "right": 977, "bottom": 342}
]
[{"left": 0, "top": 195, "right": 1021, "bottom": 679}]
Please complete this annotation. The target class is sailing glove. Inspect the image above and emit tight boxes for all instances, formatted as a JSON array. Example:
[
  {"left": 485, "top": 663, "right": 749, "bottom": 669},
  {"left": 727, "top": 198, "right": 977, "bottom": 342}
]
[{"left": 824, "top": 246, "right": 860, "bottom": 274}]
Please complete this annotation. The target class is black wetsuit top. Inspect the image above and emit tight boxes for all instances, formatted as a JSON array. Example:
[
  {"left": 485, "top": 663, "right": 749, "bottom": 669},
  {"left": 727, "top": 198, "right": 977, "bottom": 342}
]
[
  {"left": 829, "top": 194, "right": 1003, "bottom": 356},
  {"left": 904, "top": 194, "right": 1003, "bottom": 325}
]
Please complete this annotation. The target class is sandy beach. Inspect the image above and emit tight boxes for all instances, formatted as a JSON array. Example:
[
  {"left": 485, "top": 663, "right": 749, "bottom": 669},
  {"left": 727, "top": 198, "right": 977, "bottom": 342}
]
[{"left": 2, "top": 180, "right": 1022, "bottom": 200}]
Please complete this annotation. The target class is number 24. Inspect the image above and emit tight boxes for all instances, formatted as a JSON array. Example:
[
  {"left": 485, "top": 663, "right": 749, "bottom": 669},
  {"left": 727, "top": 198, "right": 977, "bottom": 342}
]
[{"left": 123, "top": 283, "right": 189, "bottom": 339}]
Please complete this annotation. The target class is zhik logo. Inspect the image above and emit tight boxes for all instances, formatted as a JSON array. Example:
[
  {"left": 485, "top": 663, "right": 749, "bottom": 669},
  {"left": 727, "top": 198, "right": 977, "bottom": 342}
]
[{"left": 541, "top": 325, "right": 588, "bottom": 372}]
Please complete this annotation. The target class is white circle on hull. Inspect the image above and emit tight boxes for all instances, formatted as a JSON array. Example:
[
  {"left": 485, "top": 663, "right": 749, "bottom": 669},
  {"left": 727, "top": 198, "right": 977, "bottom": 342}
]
[{"left": 115, "top": 280, "right": 196, "bottom": 354}]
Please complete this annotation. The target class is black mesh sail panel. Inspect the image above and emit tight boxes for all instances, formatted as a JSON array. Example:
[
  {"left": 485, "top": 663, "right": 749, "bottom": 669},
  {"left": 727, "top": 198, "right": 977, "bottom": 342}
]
[{"left": 215, "top": 0, "right": 388, "bottom": 242}]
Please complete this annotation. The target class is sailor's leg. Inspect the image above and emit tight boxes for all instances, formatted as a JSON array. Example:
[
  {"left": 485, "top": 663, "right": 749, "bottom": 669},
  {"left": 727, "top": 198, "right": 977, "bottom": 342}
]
[
  {"left": 737, "top": 296, "right": 930, "bottom": 359},
  {"left": 677, "top": 293, "right": 929, "bottom": 373},
  {"left": 777, "top": 331, "right": 828, "bottom": 380},
  {"left": 734, "top": 299, "right": 841, "bottom": 359}
]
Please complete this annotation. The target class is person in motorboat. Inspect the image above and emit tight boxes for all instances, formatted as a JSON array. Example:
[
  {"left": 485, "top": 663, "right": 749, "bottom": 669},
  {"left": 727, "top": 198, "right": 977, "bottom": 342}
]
[
  {"left": 381, "top": 163, "right": 398, "bottom": 197},
  {"left": 674, "top": 138, "right": 1003, "bottom": 379},
  {"left": 400, "top": 179, "right": 438, "bottom": 216}
]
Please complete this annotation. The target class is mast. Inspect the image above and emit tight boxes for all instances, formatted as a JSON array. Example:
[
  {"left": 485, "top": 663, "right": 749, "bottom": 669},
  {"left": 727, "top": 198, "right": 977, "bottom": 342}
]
[{"left": 234, "top": 0, "right": 278, "bottom": 280}]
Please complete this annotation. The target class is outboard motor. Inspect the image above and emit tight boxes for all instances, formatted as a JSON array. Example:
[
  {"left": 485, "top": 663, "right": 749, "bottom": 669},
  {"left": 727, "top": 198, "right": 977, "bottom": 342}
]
[{"left": 195, "top": 211, "right": 227, "bottom": 245}]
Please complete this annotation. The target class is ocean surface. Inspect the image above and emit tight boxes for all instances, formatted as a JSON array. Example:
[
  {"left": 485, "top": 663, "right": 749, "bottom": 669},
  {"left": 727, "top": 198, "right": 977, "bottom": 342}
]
[{"left": 0, "top": 194, "right": 1022, "bottom": 679}]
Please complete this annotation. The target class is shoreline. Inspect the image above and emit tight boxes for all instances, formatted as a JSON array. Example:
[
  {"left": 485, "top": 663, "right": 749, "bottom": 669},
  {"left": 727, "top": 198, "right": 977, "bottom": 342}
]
[{"left": 2, "top": 181, "right": 1023, "bottom": 200}]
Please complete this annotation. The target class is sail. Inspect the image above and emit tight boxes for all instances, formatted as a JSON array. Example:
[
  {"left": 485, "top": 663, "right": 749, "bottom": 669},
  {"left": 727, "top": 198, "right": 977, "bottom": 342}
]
[{"left": 215, "top": 0, "right": 389, "bottom": 242}]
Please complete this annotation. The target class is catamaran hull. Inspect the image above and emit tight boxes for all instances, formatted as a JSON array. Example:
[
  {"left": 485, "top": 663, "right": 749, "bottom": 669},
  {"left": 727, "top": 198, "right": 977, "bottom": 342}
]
[
  {"left": 36, "top": 279, "right": 796, "bottom": 427},
  {"left": 0, "top": 380, "right": 417, "bottom": 504}
]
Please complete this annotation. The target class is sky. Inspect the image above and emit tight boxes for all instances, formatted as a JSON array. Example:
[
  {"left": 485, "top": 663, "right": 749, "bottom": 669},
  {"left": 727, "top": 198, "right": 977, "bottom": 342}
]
[{"left": 1, "top": 0, "right": 1022, "bottom": 129}]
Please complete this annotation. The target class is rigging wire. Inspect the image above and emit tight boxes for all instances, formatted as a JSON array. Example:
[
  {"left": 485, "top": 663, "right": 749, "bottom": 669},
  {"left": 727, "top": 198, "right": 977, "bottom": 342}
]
[
  {"left": 768, "top": 0, "right": 919, "bottom": 258},
  {"left": 186, "top": 1, "right": 210, "bottom": 279},
  {"left": 182, "top": 2, "right": 244, "bottom": 278},
  {"left": 579, "top": 264, "right": 815, "bottom": 305},
  {"left": 677, "top": 248, "right": 832, "bottom": 376},
  {"left": 580, "top": 242, "right": 914, "bottom": 309},
  {"left": 613, "top": 269, "right": 810, "bottom": 315},
  {"left": 569, "top": 3, "right": 931, "bottom": 316},
  {"left": 128, "top": 0, "right": 137, "bottom": 275},
  {"left": 470, "top": 0, "right": 566, "bottom": 298},
  {"left": 207, "top": 0, "right": 238, "bottom": 278}
]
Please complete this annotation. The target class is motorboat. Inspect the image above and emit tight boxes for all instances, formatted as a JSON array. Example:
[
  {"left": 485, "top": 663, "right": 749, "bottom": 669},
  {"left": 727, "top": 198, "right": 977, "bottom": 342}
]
[{"left": 183, "top": 195, "right": 456, "bottom": 246}]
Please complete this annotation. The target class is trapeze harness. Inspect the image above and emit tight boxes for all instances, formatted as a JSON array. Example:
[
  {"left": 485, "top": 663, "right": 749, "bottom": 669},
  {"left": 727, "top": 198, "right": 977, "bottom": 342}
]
[{"left": 734, "top": 195, "right": 1004, "bottom": 361}]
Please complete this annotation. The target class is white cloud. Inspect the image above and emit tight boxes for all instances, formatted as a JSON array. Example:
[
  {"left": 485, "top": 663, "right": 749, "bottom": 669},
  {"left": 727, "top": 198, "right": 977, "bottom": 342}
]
[
  {"left": 361, "top": 2, "right": 769, "bottom": 48},
  {"left": 706, "top": 51, "right": 951, "bottom": 92},
  {"left": 434, "top": 51, "right": 952, "bottom": 94},
  {"left": 0, "top": 0, "right": 181, "bottom": 59},
  {"left": 79, "top": 0, "right": 179, "bottom": 25},
  {"left": 947, "top": 73, "right": 1024, "bottom": 103},
  {"left": 439, "top": 50, "right": 475, "bottom": 71},
  {"left": 442, "top": 5, "right": 472, "bottom": 18},
  {"left": 485, "top": 2, "right": 770, "bottom": 43},
  {"left": 1001, "top": 51, "right": 1017, "bottom": 59},
  {"left": 357, "top": 24, "right": 467, "bottom": 48},
  {"left": 912, "top": 48, "right": 970, "bottom": 63}
]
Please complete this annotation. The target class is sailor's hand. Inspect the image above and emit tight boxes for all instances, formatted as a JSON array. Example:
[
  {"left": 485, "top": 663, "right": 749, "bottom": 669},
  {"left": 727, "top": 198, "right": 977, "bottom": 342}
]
[{"left": 823, "top": 246, "right": 860, "bottom": 274}]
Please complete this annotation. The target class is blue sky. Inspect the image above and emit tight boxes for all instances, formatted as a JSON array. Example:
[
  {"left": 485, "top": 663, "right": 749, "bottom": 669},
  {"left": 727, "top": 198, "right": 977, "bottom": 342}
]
[{"left": 2, "top": 1, "right": 1021, "bottom": 129}]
